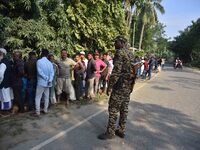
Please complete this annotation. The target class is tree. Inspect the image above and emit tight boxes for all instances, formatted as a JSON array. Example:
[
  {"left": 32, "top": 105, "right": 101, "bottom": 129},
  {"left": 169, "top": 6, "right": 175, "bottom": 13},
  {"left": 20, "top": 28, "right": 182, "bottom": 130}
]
[
  {"left": 0, "top": 0, "right": 127, "bottom": 55},
  {"left": 138, "top": 0, "right": 165, "bottom": 50},
  {"left": 129, "top": 0, "right": 142, "bottom": 48},
  {"left": 169, "top": 18, "right": 200, "bottom": 67},
  {"left": 0, "top": 0, "right": 166, "bottom": 56},
  {"left": 0, "top": 0, "right": 40, "bottom": 19}
]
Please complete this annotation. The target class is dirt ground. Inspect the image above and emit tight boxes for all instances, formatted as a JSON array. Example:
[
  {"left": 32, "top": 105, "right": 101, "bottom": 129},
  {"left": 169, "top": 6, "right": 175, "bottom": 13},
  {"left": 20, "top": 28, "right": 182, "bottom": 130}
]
[
  {"left": 0, "top": 78, "right": 146, "bottom": 150},
  {"left": 0, "top": 93, "right": 108, "bottom": 150}
]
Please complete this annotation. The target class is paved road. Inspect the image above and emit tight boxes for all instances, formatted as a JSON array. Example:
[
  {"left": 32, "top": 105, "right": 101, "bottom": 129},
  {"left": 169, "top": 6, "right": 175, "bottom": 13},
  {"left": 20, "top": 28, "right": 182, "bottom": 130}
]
[{"left": 7, "top": 66, "right": 200, "bottom": 150}]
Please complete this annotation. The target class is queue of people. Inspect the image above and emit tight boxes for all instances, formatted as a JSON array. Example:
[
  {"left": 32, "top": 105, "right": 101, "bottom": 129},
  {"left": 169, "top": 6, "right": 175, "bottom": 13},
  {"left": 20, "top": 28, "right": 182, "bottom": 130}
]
[
  {"left": 134, "top": 56, "right": 165, "bottom": 80},
  {"left": 0, "top": 48, "right": 113, "bottom": 116},
  {"left": 0, "top": 46, "right": 165, "bottom": 116}
]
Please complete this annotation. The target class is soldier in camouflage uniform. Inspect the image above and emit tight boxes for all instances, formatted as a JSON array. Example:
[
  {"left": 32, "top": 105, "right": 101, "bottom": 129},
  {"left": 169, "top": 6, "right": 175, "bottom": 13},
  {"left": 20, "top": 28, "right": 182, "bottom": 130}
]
[{"left": 98, "top": 36, "right": 135, "bottom": 140}]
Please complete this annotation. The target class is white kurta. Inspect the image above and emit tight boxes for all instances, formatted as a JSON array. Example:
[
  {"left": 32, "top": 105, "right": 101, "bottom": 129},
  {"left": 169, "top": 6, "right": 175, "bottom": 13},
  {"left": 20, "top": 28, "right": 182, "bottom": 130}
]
[
  {"left": 0, "top": 63, "right": 6, "bottom": 84},
  {"left": 0, "top": 62, "right": 13, "bottom": 110},
  {"left": 0, "top": 87, "right": 13, "bottom": 102},
  {"left": 140, "top": 60, "right": 145, "bottom": 75}
]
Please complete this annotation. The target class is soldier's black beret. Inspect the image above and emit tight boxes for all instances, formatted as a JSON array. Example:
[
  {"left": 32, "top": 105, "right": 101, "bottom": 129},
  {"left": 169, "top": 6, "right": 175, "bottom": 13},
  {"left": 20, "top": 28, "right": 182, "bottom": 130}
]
[{"left": 114, "top": 35, "right": 127, "bottom": 43}]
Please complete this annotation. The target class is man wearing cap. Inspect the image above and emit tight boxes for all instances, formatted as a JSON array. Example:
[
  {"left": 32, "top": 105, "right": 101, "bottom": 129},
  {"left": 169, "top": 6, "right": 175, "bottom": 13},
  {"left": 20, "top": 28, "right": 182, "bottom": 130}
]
[
  {"left": 98, "top": 36, "right": 135, "bottom": 140},
  {"left": 0, "top": 48, "right": 13, "bottom": 110},
  {"left": 80, "top": 51, "right": 88, "bottom": 96},
  {"left": 80, "top": 51, "right": 88, "bottom": 69}
]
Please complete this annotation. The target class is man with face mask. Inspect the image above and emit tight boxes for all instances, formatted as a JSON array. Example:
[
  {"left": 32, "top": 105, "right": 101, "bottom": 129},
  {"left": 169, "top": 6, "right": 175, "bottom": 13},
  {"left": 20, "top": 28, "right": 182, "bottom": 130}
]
[
  {"left": 98, "top": 36, "right": 135, "bottom": 140},
  {"left": 0, "top": 48, "right": 13, "bottom": 110}
]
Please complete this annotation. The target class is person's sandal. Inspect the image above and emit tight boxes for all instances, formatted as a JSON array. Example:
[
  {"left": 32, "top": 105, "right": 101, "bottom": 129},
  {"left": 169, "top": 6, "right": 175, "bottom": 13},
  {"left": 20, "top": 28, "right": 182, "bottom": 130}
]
[{"left": 30, "top": 112, "right": 40, "bottom": 118}]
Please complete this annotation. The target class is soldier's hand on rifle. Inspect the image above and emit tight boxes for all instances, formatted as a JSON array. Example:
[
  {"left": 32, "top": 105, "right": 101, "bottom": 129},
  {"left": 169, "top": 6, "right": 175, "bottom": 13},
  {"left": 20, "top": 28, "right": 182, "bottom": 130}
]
[{"left": 106, "top": 88, "right": 112, "bottom": 96}]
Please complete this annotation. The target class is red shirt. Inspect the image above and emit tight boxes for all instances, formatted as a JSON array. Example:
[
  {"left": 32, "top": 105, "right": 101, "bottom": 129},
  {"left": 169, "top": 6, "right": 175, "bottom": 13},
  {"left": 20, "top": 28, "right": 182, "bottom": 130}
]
[{"left": 144, "top": 60, "right": 149, "bottom": 70}]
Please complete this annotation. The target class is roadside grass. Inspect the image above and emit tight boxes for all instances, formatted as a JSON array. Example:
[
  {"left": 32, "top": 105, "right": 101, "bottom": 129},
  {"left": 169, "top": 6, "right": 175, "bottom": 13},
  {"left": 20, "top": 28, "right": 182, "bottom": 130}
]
[
  {"left": 0, "top": 116, "right": 26, "bottom": 137},
  {"left": 184, "top": 63, "right": 200, "bottom": 70},
  {"left": 0, "top": 93, "right": 109, "bottom": 140}
]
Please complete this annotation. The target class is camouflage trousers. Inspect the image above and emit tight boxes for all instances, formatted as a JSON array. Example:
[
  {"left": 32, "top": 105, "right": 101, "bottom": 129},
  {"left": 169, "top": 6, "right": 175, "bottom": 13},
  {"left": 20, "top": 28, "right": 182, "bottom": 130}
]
[{"left": 106, "top": 89, "right": 131, "bottom": 135}]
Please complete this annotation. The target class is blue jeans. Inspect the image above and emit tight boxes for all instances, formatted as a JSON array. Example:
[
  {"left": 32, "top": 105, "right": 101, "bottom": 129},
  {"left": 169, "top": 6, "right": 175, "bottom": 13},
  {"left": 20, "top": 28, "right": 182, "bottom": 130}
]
[
  {"left": 142, "top": 70, "right": 147, "bottom": 79},
  {"left": 27, "top": 79, "right": 37, "bottom": 111},
  {"left": 22, "top": 77, "right": 27, "bottom": 102},
  {"left": 147, "top": 67, "right": 153, "bottom": 79},
  {"left": 161, "top": 64, "right": 164, "bottom": 70},
  {"left": 137, "top": 68, "right": 141, "bottom": 78},
  {"left": 80, "top": 80, "right": 85, "bottom": 96}
]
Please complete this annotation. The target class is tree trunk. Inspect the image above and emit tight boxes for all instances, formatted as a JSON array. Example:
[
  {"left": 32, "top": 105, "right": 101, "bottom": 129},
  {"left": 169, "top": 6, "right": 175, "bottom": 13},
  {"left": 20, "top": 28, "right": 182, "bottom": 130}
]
[
  {"left": 124, "top": 0, "right": 131, "bottom": 28},
  {"left": 128, "top": 12, "right": 133, "bottom": 30},
  {"left": 139, "top": 23, "right": 145, "bottom": 50},
  {"left": 132, "top": 21, "right": 136, "bottom": 48}
]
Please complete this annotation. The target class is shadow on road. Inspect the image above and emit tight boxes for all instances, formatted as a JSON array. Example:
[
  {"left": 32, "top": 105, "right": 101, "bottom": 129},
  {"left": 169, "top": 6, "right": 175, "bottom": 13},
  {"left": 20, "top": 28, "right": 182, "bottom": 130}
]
[
  {"left": 167, "top": 75, "right": 200, "bottom": 88},
  {"left": 126, "top": 101, "right": 200, "bottom": 150},
  {"left": 151, "top": 85, "right": 174, "bottom": 91},
  {"left": 163, "top": 65, "right": 200, "bottom": 76},
  {"left": 67, "top": 101, "right": 200, "bottom": 150}
]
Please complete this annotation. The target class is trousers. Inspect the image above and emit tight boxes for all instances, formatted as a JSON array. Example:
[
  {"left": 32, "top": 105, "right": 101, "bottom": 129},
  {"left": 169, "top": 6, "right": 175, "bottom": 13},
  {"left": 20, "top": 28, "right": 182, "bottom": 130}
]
[
  {"left": 13, "top": 85, "right": 24, "bottom": 112},
  {"left": 94, "top": 76, "right": 100, "bottom": 95},
  {"left": 35, "top": 85, "right": 49, "bottom": 114},
  {"left": 85, "top": 77, "right": 95, "bottom": 98},
  {"left": 57, "top": 78, "right": 76, "bottom": 100},
  {"left": 106, "top": 89, "right": 131, "bottom": 135},
  {"left": 74, "top": 75, "right": 82, "bottom": 101},
  {"left": 27, "top": 79, "right": 36, "bottom": 110}
]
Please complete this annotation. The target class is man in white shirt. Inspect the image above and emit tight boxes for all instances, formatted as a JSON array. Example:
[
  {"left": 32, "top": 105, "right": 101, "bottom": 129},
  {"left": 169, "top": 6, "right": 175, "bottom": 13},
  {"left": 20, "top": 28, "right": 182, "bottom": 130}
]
[{"left": 33, "top": 49, "right": 54, "bottom": 116}]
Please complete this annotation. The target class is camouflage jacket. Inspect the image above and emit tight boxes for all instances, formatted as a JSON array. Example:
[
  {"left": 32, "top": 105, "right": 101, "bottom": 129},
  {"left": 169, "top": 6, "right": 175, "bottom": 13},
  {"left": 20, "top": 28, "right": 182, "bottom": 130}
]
[{"left": 108, "top": 48, "right": 135, "bottom": 91}]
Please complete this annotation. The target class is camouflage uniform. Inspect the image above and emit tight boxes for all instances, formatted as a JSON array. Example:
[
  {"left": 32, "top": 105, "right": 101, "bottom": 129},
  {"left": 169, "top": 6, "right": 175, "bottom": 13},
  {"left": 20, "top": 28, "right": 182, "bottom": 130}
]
[{"left": 106, "top": 48, "right": 135, "bottom": 136}]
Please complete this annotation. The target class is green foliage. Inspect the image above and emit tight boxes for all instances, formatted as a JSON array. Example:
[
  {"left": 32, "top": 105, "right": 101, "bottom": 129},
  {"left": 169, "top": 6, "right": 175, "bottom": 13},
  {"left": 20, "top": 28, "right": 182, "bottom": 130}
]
[
  {"left": 1, "top": 0, "right": 166, "bottom": 58},
  {"left": 132, "top": 20, "right": 169, "bottom": 57},
  {"left": 129, "top": 0, "right": 165, "bottom": 50},
  {"left": 0, "top": 0, "right": 127, "bottom": 55},
  {"left": 134, "top": 50, "right": 145, "bottom": 57},
  {"left": 0, "top": 0, "right": 40, "bottom": 19},
  {"left": 0, "top": 15, "right": 11, "bottom": 45},
  {"left": 3, "top": 18, "right": 58, "bottom": 54},
  {"left": 169, "top": 18, "right": 200, "bottom": 67}
]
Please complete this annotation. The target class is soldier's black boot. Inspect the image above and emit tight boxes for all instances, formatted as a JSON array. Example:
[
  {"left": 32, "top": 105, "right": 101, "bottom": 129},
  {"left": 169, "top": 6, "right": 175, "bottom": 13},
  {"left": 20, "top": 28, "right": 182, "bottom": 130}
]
[
  {"left": 97, "top": 133, "right": 114, "bottom": 140},
  {"left": 115, "top": 130, "right": 125, "bottom": 138}
]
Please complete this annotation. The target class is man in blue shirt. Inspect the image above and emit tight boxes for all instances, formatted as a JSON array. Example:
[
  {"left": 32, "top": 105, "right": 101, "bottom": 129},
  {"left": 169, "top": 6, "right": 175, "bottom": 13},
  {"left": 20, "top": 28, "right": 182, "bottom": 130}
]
[{"left": 34, "top": 49, "right": 54, "bottom": 116}]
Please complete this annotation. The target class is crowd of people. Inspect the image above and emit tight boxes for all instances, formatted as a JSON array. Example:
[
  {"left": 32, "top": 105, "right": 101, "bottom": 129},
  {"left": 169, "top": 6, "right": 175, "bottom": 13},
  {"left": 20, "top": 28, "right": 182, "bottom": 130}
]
[
  {"left": 0, "top": 47, "right": 164, "bottom": 116},
  {"left": 0, "top": 48, "right": 114, "bottom": 116},
  {"left": 134, "top": 56, "right": 165, "bottom": 80}
]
